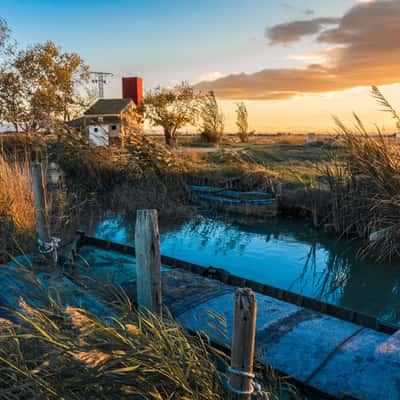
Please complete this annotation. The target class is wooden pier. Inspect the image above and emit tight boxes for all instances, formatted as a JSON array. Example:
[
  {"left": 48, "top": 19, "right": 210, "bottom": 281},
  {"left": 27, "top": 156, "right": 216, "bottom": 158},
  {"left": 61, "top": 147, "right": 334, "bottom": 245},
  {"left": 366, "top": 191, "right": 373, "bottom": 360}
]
[{"left": 71, "top": 233, "right": 400, "bottom": 400}]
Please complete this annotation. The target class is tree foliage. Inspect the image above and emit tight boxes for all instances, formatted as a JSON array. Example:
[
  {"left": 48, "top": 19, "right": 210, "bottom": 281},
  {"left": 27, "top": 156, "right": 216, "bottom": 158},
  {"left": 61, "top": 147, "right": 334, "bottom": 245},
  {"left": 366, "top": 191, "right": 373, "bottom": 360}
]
[
  {"left": 144, "top": 82, "right": 201, "bottom": 147},
  {"left": 200, "top": 91, "right": 224, "bottom": 144},
  {"left": 0, "top": 20, "right": 89, "bottom": 133},
  {"left": 0, "top": 18, "right": 9, "bottom": 53},
  {"left": 235, "top": 102, "right": 252, "bottom": 143}
]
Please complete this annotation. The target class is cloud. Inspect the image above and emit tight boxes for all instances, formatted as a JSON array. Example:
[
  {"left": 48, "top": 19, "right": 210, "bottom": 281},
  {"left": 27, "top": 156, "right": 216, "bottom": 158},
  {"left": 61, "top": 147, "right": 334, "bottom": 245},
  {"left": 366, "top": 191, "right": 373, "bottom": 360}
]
[
  {"left": 195, "top": 0, "right": 400, "bottom": 100},
  {"left": 266, "top": 17, "right": 339, "bottom": 45},
  {"left": 193, "top": 72, "right": 226, "bottom": 84}
]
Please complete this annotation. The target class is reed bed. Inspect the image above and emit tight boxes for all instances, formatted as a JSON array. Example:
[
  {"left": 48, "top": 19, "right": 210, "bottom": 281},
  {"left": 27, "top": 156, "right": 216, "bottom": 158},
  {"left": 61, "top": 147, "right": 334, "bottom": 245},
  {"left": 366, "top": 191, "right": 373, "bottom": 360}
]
[
  {"left": 0, "top": 154, "right": 35, "bottom": 231},
  {"left": 0, "top": 259, "right": 305, "bottom": 400},
  {"left": 322, "top": 114, "right": 400, "bottom": 260},
  {"left": 0, "top": 259, "right": 226, "bottom": 400},
  {"left": 0, "top": 154, "right": 36, "bottom": 260},
  {"left": 0, "top": 303, "right": 227, "bottom": 399}
]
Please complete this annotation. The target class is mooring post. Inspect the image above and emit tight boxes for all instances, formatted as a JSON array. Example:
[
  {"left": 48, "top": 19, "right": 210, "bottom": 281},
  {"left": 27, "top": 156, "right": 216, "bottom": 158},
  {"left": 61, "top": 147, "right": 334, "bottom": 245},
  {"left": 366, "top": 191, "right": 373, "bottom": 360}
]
[
  {"left": 228, "top": 288, "right": 257, "bottom": 400},
  {"left": 31, "top": 160, "right": 60, "bottom": 263},
  {"left": 31, "top": 161, "right": 51, "bottom": 245},
  {"left": 135, "top": 209, "right": 162, "bottom": 316}
]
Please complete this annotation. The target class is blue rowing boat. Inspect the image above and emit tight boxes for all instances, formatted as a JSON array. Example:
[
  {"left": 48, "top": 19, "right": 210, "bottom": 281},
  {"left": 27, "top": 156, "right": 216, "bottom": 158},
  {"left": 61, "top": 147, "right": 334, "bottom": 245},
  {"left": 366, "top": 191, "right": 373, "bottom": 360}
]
[{"left": 188, "top": 185, "right": 278, "bottom": 216}]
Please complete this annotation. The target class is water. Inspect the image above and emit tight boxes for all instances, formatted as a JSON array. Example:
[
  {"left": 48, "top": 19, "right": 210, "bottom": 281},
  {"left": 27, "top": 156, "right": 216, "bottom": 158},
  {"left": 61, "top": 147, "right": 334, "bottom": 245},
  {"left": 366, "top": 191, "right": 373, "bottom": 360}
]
[{"left": 91, "top": 214, "right": 400, "bottom": 327}]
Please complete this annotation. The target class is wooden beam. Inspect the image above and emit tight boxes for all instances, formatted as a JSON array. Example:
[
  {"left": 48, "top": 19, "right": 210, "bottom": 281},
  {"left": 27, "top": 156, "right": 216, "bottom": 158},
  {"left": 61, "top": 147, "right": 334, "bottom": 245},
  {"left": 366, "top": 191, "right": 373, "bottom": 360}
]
[
  {"left": 134, "top": 209, "right": 162, "bottom": 315},
  {"left": 229, "top": 288, "right": 257, "bottom": 400},
  {"left": 31, "top": 161, "right": 50, "bottom": 244}
]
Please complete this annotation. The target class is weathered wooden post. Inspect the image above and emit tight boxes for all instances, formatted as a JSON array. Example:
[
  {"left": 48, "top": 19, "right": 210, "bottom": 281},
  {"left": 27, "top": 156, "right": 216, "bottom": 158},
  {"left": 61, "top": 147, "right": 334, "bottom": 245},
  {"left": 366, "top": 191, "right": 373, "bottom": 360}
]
[
  {"left": 135, "top": 209, "right": 162, "bottom": 316},
  {"left": 228, "top": 288, "right": 257, "bottom": 400},
  {"left": 31, "top": 160, "right": 60, "bottom": 263},
  {"left": 31, "top": 161, "right": 51, "bottom": 245}
]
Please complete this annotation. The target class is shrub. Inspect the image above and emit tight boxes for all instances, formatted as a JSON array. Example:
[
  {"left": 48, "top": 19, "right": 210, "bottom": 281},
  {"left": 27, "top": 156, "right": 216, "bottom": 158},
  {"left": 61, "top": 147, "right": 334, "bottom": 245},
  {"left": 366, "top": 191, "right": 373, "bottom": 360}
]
[{"left": 200, "top": 91, "right": 224, "bottom": 144}]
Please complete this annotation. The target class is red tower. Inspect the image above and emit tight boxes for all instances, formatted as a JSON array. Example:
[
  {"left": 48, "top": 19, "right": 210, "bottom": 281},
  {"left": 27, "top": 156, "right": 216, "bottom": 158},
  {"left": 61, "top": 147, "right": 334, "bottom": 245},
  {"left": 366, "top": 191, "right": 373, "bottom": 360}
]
[{"left": 122, "top": 77, "right": 143, "bottom": 106}]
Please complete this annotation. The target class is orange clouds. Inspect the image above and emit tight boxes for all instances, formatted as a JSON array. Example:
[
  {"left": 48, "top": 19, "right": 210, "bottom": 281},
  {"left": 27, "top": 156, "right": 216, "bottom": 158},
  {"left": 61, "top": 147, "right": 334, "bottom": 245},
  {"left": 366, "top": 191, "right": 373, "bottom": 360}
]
[{"left": 195, "top": 0, "right": 400, "bottom": 100}]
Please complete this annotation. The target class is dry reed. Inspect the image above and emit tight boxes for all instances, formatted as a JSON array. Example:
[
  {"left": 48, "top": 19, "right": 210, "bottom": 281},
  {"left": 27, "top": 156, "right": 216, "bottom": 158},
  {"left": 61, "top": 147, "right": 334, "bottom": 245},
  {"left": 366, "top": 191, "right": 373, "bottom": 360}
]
[
  {"left": 0, "top": 154, "right": 35, "bottom": 231},
  {"left": 322, "top": 113, "right": 400, "bottom": 260}
]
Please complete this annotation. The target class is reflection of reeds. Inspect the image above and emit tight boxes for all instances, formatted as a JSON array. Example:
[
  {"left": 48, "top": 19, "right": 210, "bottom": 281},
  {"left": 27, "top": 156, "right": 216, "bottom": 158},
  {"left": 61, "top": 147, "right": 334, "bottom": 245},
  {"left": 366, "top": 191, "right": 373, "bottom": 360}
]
[{"left": 289, "top": 242, "right": 350, "bottom": 302}]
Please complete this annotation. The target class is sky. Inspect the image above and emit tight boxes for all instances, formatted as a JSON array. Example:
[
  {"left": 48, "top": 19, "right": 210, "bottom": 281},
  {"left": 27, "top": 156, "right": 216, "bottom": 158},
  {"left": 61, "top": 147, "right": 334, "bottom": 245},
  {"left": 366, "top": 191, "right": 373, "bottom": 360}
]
[{"left": 2, "top": 0, "right": 400, "bottom": 133}]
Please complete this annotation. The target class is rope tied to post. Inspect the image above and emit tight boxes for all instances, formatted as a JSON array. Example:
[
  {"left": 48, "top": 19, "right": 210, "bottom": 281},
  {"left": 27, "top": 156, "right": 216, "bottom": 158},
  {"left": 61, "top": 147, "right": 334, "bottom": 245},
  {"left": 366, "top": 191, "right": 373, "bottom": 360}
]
[
  {"left": 38, "top": 237, "right": 61, "bottom": 263},
  {"left": 228, "top": 288, "right": 257, "bottom": 399},
  {"left": 226, "top": 378, "right": 270, "bottom": 399}
]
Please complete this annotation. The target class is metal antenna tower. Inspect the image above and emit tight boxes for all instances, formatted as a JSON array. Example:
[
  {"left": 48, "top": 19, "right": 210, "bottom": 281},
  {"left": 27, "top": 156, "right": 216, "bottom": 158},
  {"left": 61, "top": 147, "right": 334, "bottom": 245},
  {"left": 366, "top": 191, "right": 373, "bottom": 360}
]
[{"left": 91, "top": 71, "right": 113, "bottom": 98}]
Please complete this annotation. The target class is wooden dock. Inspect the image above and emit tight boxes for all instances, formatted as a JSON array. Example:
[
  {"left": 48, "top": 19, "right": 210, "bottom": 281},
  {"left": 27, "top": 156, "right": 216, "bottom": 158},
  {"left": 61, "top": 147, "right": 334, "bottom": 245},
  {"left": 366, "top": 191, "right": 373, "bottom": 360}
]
[
  {"left": 2, "top": 230, "right": 400, "bottom": 399},
  {"left": 71, "top": 235, "right": 400, "bottom": 400}
]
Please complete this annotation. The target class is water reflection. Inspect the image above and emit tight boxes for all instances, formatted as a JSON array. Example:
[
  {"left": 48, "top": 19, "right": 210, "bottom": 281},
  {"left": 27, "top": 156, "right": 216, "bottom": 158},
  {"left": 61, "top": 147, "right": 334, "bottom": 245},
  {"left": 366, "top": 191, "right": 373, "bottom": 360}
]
[{"left": 90, "top": 214, "right": 400, "bottom": 326}]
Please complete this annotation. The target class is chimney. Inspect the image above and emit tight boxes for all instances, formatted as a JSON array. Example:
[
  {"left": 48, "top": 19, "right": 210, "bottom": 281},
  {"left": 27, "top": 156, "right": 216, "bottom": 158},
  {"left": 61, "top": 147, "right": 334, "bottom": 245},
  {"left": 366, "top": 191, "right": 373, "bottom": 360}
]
[{"left": 122, "top": 77, "right": 143, "bottom": 106}]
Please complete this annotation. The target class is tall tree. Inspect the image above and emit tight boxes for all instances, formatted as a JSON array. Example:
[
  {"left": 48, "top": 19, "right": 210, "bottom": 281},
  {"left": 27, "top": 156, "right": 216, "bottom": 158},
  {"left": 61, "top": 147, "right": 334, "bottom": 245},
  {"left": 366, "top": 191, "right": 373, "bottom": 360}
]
[
  {"left": 0, "top": 24, "right": 89, "bottom": 134},
  {"left": 0, "top": 18, "right": 9, "bottom": 51},
  {"left": 236, "top": 102, "right": 251, "bottom": 143},
  {"left": 144, "top": 82, "right": 201, "bottom": 147},
  {"left": 200, "top": 91, "right": 224, "bottom": 144}
]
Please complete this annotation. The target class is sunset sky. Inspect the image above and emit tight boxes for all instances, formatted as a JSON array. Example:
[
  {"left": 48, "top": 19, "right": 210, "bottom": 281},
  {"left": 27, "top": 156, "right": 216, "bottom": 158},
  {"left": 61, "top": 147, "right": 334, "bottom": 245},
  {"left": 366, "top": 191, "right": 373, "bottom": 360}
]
[{"left": 2, "top": 0, "right": 400, "bottom": 133}]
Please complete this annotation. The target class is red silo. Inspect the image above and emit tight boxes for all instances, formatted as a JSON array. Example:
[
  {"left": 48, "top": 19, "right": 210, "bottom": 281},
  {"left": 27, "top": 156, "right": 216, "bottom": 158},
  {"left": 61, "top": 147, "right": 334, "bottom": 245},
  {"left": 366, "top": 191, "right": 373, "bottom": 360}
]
[{"left": 122, "top": 77, "right": 143, "bottom": 106}]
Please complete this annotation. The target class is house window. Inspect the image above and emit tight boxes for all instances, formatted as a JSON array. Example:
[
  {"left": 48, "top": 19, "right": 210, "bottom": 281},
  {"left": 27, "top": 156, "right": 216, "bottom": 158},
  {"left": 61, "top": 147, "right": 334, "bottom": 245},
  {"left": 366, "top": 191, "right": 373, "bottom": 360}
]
[
  {"left": 94, "top": 127, "right": 98, "bottom": 132},
  {"left": 98, "top": 116, "right": 103, "bottom": 122},
  {"left": 111, "top": 125, "right": 117, "bottom": 131}
]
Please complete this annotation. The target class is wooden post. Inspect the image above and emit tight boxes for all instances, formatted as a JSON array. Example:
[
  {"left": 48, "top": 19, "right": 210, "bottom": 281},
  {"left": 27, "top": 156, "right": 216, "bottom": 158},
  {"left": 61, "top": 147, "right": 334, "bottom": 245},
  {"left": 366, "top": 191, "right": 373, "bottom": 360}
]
[
  {"left": 135, "top": 209, "right": 162, "bottom": 315},
  {"left": 229, "top": 288, "right": 257, "bottom": 400},
  {"left": 31, "top": 161, "right": 50, "bottom": 244}
]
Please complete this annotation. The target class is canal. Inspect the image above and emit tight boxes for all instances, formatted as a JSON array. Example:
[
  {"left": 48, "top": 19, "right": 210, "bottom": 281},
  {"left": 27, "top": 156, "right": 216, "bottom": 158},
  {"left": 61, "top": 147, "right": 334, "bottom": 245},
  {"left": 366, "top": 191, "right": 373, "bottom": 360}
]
[{"left": 90, "top": 213, "right": 400, "bottom": 327}]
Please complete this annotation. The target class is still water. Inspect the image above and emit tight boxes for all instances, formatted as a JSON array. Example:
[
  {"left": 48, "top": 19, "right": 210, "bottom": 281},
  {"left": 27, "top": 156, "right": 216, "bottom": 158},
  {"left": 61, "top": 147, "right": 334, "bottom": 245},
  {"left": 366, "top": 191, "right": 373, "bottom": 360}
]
[{"left": 91, "top": 214, "right": 400, "bottom": 327}]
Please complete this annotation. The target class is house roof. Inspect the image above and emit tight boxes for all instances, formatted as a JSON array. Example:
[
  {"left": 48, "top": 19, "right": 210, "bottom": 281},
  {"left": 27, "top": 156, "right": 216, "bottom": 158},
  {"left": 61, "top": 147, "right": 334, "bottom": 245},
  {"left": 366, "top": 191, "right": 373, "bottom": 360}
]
[
  {"left": 68, "top": 115, "right": 121, "bottom": 130},
  {"left": 68, "top": 116, "right": 85, "bottom": 128},
  {"left": 84, "top": 99, "right": 131, "bottom": 115},
  {"left": 85, "top": 116, "right": 120, "bottom": 124}
]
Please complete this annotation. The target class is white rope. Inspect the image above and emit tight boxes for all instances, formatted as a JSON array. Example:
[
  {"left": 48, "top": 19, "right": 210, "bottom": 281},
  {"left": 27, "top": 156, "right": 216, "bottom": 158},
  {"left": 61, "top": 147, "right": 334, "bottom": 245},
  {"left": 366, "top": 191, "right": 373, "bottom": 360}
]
[
  {"left": 226, "top": 378, "right": 255, "bottom": 396},
  {"left": 38, "top": 237, "right": 61, "bottom": 263},
  {"left": 228, "top": 367, "right": 255, "bottom": 379}
]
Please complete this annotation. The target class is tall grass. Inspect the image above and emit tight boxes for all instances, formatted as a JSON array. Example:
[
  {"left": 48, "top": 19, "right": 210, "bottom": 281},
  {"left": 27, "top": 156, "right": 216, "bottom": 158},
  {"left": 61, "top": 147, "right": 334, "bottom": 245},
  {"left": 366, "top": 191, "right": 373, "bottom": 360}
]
[
  {"left": 323, "top": 113, "right": 400, "bottom": 260},
  {"left": 0, "top": 154, "right": 36, "bottom": 261},
  {"left": 0, "top": 302, "right": 226, "bottom": 399},
  {"left": 0, "top": 155, "right": 35, "bottom": 231},
  {"left": 0, "top": 260, "right": 303, "bottom": 400}
]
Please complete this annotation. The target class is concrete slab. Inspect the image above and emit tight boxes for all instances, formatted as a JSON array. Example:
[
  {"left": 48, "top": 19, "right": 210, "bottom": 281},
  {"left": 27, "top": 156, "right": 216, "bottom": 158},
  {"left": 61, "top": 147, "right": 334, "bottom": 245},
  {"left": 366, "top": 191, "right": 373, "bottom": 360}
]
[
  {"left": 177, "top": 292, "right": 304, "bottom": 347},
  {"left": 10, "top": 245, "right": 398, "bottom": 400},
  {"left": 259, "top": 313, "right": 362, "bottom": 382},
  {"left": 78, "top": 246, "right": 139, "bottom": 285},
  {"left": 309, "top": 329, "right": 400, "bottom": 400}
]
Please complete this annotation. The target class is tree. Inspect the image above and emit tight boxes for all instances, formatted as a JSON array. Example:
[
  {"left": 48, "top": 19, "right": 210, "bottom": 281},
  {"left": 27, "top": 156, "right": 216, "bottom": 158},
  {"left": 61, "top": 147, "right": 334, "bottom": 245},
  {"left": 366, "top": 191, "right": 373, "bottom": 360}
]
[
  {"left": 0, "top": 18, "right": 9, "bottom": 52},
  {"left": 235, "top": 102, "right": 252, "bottom": 143},
  {"left": 0, "top": 29, "right": 89, "bottom": 134},
  {"left": 200, "top": 91, "right": 224, "bottom": 144},
  {"left": 144, "top": 82, "right": 201, "bottom": 147}
]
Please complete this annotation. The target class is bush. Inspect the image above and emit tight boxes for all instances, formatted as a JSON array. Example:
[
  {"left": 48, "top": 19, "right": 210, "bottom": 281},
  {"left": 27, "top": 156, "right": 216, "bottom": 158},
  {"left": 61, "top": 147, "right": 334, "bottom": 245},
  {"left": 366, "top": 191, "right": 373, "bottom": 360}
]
[{"left": 200, "top": 92, "right": 224, "bottom": 144}]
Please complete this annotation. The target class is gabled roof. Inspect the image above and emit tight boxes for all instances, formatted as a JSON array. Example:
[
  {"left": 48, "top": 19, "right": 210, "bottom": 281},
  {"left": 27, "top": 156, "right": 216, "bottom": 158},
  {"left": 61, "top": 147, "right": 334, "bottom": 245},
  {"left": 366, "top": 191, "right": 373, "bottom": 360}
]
[
  {"left": 84, "top": 99, "right": 131, "bottom": 115},
  {"left": 85, "top": 116, "right": 120, "bottom": 124}
]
